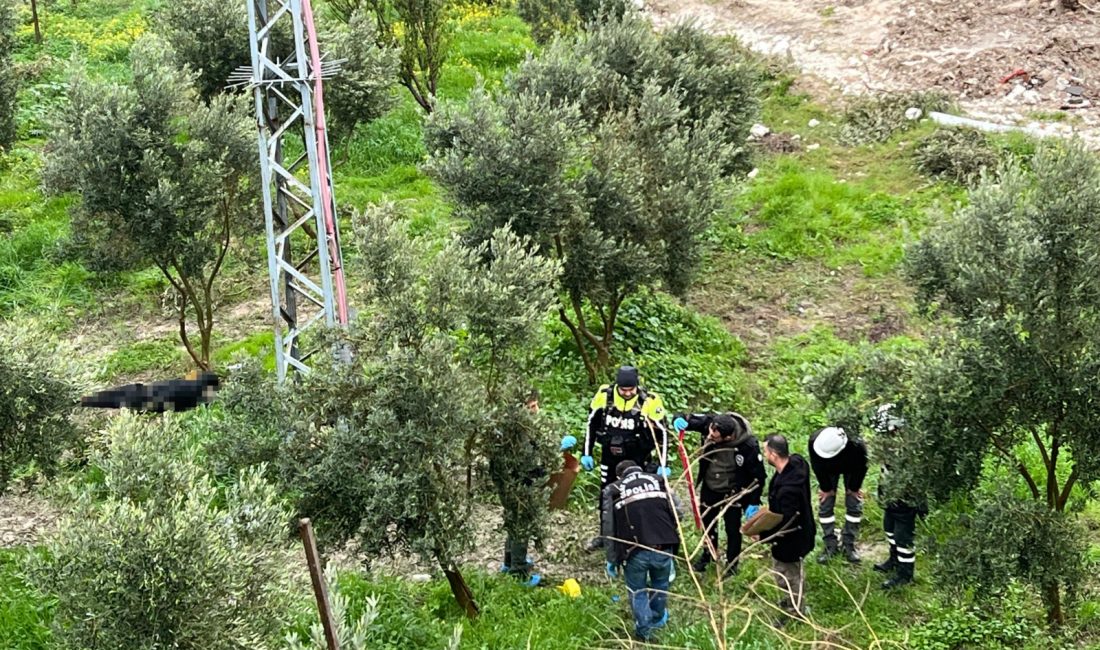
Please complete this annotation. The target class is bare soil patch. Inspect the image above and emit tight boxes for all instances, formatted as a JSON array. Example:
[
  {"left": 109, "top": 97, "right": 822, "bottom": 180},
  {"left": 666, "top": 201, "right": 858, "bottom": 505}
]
[{"left": 647, "top": 0, "right": 1100, "bottom": 144}]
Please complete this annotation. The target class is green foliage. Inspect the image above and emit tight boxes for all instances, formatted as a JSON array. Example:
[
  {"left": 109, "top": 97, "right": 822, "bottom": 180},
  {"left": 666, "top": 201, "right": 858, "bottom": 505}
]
[
  {"left": 839, "top": 91, "right": 949, "bottom": 146},
  {"left": 155, "top": 0, "right": 250, "bottom": 101},
  {"left": 929, "top": 488, "right": 1086, "bottom": 614},
  {"left": 734, "top": 158, "right": 925, "bottom": 275},
  {"left": 99, "top": 338, "right": 182, "bottom": 379},
  {"left": 0, "top": 549, "right": 53, "bottom": 650},
  {"left": 897, "top": 142, "right": 1100, "bottom": 623},
  {"left": 282, "top": 205, "right": 558, "bottom": 614},
  {"left": 201, "top": 359, "right": 291, "bottom": 478},
  {"left": 427, "top": 13, "right": 752, "bottom": 377},
  {"left": 31, "top": 414, "right": 294, "bottom": 650},
  {"left": 44, "top": 35, "right": 258, "bottom": 367},
  {"left": 324, "top": 9, "right": 399, "bottom": 145},
  {"left": 614, "top": 290, "right": 746, "bottom": 411},
  {"left": 914, "top": 128, "right": 999, "bottom": 186},
  {"left": 362, "top": 0, "right": 451, "bottom": 112},
  {"left": 0, "top": 321, "right": 88, "bottom": 492},
  {"left": 908, "top": 583, "right": 1039, "bottom": 650},
  {"left": 515, "top": 0, "right": 628, "bottom": 43},
  {"left": 0, "top": 0, "right": 16, "bottom": 149}
]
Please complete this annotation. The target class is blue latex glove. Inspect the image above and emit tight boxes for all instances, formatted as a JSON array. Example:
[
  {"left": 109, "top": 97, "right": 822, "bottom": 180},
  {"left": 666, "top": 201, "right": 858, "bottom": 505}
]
[
  {"left": 657, "top": 466, "right": 671, "bottom": 478},
  {"left": 606, "top": 561, "right": 618, "bottom": 579},
  {"left": 560, "top": 435, "right": 577, "bottom": 451},
  {"left": 744, "top": 505, "right": 760, "bottom": 520},
  {"left": 581, "top": 455, "right": 595, "bottom": 471},
  {"left": 673, "top": 417, "right": 688, "bottom": 432}
]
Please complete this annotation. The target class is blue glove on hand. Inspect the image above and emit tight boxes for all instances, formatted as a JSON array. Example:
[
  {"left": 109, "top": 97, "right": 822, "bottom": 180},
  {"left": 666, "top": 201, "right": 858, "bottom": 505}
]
[
  {"left": 560, "top": 435, "right": 577, "bottom": 451},
  {"left": 744, "top": 505, "right": 760, "bottom": 520},
  {"left": 673, "top": 417, "right": 688, "bottom": 432},
  {"left": 606, "top": 561, "right": 618, "bottom": 579},
  {"left": 657, "top": 466, "right": 671, "bottom": 478},
  {"left": 581, "top": 455, "right": 595, "bottom": 471}
]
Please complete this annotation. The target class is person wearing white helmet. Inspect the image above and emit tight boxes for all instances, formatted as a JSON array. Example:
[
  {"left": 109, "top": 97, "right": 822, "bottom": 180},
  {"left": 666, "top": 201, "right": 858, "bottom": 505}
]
[{"left": 808, "top": 426, "right": 868, "bottom": 564}]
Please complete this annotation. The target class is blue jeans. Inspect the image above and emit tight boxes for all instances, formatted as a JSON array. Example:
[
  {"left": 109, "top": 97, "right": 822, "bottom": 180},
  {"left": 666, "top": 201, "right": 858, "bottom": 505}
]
[{"left": 624, "top": 549, "right": 672, "bottom": 639}]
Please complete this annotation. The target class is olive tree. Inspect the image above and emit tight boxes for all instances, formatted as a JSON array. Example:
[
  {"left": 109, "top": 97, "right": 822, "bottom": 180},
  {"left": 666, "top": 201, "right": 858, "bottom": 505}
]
[
  {"left": 359, "top": 0, "right": 450, "bottom": 113},
  {"left": 281, "top": 205, "right": 557, "bottom": 617},
  {"left": 44, "top": 37, "right": 257, "bottom": 369},
  {"left": 886, "top": 142, "right": 1100, "bottom": 625},
  {"left": 325, "top": 8, "right": 398, "bottom": 147},
  {"left": 32, "top": 415, "right": 295, "bottom": 649},
  {"left": 426, "top": 14, "right": 756, "bottom": 382},
  {"left": 156, "top": 0, "right": 251, "bottom": 101},
  {"left": 0, "top": 0, "right": 16, "bottom": 150},
  {"left": 0, "top": 322, "right": 88, "bottom": 493}
]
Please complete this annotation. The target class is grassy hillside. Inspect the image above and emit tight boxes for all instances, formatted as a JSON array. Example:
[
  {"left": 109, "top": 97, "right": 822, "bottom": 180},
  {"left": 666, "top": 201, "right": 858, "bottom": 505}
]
[{"left": 2, "top": 1, "right": 1099, "bottom": 649}]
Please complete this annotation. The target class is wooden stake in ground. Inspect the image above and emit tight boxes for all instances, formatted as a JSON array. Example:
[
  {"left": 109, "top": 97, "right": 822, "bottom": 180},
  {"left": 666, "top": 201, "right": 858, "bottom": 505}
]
[{"left": 298, "top": 518, "right": 340, "bottom": 650}]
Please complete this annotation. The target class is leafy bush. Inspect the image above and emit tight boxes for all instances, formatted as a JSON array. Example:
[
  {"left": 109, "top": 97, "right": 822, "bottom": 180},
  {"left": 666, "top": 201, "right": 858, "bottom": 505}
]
[
  {"left": 908, "top": 583, "right": 1042, "bottom": 650},
  {"left": 515, "top": 0, "right": 628, "bottom": 43},
  {"left": 156, "top": 0, "right": 251, "bottom": 101},
  {"left": 839, "top": 91, "right": 948, "bottom": 145},
  {"left": 0, "top": 0, "right": 16, "bottom": 149},
  {"left": 914, "top": 128, "right": 998, "bottom": 186},
  {"left": 324, "top": 9, "right": 399, "bottom": 146},
  {"left": 32, "top": 415, "right": 295, "bottom": 650},
  {"left": 0, "top": 322, "right": 88, "bottom": 492},
  {"left": 201, "top": 360, "right": 289, "bottom": 478}
]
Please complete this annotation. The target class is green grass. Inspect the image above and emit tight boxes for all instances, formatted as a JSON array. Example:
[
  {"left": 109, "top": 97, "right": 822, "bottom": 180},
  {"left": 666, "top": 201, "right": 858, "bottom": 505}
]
[
  {"left": 98, "top": 338, "right": 185, "bottom": 380},
  {"left": 0, "top": 549, "right": 52, "bottom": 650}
]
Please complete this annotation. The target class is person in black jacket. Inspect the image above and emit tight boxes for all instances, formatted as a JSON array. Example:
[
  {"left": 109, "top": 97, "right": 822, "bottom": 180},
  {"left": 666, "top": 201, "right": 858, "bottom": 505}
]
[
  {"left": 757, "top": 435, "right": 814, "bottom": 619},
  {"left": 601, "top": 460, "right": 682, "bottom": 642},
  {"left": 808, "top": 426, "right": 868, "bottom": 564},
  {"left": 80, "top": 372, "right": 220, "bottom": 413},
  {"left": 677, "top": 412, "right": 766, "bottom": 577}
]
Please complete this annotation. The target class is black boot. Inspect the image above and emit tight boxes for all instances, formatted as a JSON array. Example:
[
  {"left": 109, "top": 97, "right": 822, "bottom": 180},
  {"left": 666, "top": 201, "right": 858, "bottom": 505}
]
[
  {"left": 817, "top": 541, "right": 838, "bottom": 564},
  {"left": 882, "top": 562, "right": 913, "bottom": 589},
  {"left": 843, "top": 544, "right": 862, "bottom": 564},
  {"left": 691, "top": 554, "right": 711, "bottom": 574},
  {"left": 874, "top": 546, "right": 898, "bottom": 573}
]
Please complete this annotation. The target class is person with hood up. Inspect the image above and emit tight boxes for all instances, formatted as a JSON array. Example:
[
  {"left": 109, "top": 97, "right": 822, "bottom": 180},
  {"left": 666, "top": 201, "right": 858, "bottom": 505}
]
[
  {"left": 808, "top": 426, "right": 869, "bottom": 564},
  {"left": 756, "top": 435, "right": 815, "bottom": 620},
  {"left": 675, "top": 411, "right": 766, "bottom": 578}
]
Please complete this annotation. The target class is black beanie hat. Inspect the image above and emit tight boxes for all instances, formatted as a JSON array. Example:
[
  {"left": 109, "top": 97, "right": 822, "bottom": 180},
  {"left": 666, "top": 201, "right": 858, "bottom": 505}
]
[
  {"left": 616, "top": 365, "right": 639, "bottom": 388},
  {"left": 712, "top": 414, "right": 738, "bottom": 437}
]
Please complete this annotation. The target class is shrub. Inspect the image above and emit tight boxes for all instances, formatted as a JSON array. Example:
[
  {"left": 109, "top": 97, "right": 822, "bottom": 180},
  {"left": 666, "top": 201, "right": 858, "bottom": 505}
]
[
  {"left": 0, "top": 0, "right": 16, "bottom": 150},
  {"left": 914, "top": 128, "right": 998, "bottom": 186},
  {"left": 201, "top": 360, "right": 290, "bottom": 478},
  {"left": 32, "top": 415, "right": 295, "bottom": 650},
  {"left": 0, "top": 322, "right": 88, "bottom": 493},
  {"left": 839, "top": 91, "right": 949, "bottom": 146}
]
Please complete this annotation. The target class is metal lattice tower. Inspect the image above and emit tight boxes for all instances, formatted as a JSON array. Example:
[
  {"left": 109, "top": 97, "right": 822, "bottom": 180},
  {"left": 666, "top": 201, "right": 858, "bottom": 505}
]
[{"left": 241, "top": 0, "right": 349, "bottom": 381}]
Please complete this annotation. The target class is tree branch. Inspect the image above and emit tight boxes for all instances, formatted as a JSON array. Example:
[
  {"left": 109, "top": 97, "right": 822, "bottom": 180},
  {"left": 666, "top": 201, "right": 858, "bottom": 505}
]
[
  {"left": 559, "top": 307, "right": 596, "bottom": 384},
  {"left": 156, "top": 261, "right": 203, "bottom": 368},
  {"left": 990, "top": 435, "right": 1041, "bottom": 500},
  {"left": 1057, "top": 465, "right": 1079, "bottom": 511}
]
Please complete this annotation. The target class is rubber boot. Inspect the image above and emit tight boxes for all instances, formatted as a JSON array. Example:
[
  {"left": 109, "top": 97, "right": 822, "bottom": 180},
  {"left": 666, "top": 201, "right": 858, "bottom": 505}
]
[
  {"left": 817, "top": 539, "right": 839, "bottom": 564},
  {"left": 691, "top": 554, "right": 711, "bottom": 574},
  {"left": 882, "top": 561, "right": 913, "bottom": 589},
  {"left": 874, "top": 546, "right": 898, "bottom": 574},
  {"left": 843, "top": 544, "right": 862, "bottom": 564}
]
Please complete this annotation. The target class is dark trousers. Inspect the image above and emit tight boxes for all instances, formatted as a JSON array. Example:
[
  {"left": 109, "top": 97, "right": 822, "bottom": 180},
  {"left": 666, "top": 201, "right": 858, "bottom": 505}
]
[
  {"left": 700, "top": 485, "right": 743, "bottom": 565},
  {"left": 819, "top": 480, "right": 863, "bottom": 551},
  {"left": 502, "top": 536, "right": 531, "bottom": 577},
  {"left": 884, "top": 508, "right": 916, "bottom": 578}
]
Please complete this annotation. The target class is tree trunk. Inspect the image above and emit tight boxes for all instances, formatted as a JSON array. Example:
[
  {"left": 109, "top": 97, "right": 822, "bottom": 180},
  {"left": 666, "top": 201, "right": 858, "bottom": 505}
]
[
  {"left": 30, "top": 0, "right": 42, "bottom": 43},
  {"left": 441, "top": 562, "right": 479, "bottom": 618},
  {"left": 1044, "top": 582, "right": 1064, "bottom": 626}
]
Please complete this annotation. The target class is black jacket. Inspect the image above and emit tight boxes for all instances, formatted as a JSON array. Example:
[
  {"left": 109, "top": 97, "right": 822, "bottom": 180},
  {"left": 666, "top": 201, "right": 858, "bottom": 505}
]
[
  {"left": 807, "top": 431, "right": 868, "bottom": 493},
  {"left": 759, "top": 454, "right": 815, "bottom": 563},
  {"left": 80, "top": 372, "right": 220, "bottom": 413},
  {"left": 681, "top": 413, "right": 765, "bottom": 503},
  {"left": 601, "top": 467, "right": 682, "bottom": 564}
]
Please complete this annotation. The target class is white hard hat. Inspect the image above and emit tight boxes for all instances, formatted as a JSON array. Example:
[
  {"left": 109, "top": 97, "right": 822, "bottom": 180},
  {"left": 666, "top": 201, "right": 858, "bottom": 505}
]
[{"left": 813, "top": 427, "right": 848, "bottom": 459}]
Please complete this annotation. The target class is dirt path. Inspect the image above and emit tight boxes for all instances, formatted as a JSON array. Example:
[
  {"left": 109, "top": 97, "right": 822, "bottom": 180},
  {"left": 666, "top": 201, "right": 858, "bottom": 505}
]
[{"left": 646, "top": 0, "right": 1100, "bottom": 145}]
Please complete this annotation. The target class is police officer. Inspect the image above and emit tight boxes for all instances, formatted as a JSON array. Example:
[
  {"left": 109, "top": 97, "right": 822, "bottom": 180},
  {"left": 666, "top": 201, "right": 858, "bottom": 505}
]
[
  {"left": 808, "top": 426, "right": 868, "bottom": 564},
  {"left": 871, "top": 404, "right": 926, "bottom": 589},
  {"left": 601, "top": 460, "right": 681, "bottom": 642},
  {"left": 582, "top": 366, "right": 669, "bottom": 550},
  {"left": 676, "top": 412, "right": 765, "bottom": 577}
]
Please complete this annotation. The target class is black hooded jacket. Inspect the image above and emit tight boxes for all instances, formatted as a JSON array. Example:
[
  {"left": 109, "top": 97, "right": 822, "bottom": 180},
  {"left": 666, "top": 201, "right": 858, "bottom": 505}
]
[
  {"left": 680, "top": 412, "right": 765, "bottom": 502},
  {"left": 759, "top": 454, "right": 815, "bottom": 563}
]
